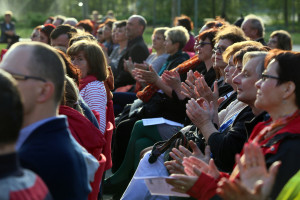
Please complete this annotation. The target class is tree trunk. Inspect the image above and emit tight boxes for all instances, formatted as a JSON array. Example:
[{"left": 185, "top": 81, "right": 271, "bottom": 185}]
[
  {"left": 212, "top": 0, "right": 216, "bottom": 18},
  {"left": 284, "top": 0, "right": 289, "bottom": 27},
  {"left": 172, "top": 0, "right": 176, "bottom": 25},
  {"left": 221, "top": 0, "right": 227, "bottom": 19}
]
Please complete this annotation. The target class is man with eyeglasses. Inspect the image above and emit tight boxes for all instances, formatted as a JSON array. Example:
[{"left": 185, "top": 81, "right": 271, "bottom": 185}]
[{"left": 0, "top": 42, "right": 90, "bottom": 200}]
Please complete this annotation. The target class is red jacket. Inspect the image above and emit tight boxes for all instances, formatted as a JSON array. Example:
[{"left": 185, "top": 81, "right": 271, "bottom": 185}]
[{"left": 187, "top": 114, "right": 300, "bottom": 200}]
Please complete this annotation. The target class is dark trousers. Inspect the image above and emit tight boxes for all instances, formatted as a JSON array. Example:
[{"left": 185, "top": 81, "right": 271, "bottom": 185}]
[
  {"left": 111, "top": 117, "right": 138, "bottom": 172},
  {"left": 113, "top": 92, "right": 137, "bottom": 116}
]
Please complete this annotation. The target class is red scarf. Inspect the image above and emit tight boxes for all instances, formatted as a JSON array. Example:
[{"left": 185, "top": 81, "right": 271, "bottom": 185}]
[
  {"left": 59, "top": 105, "right": 106, "bottom": 156},
  {"left": 79, "top": 75, "right": 97, "bottom": 91},
  {"left": 136, "top": 55, "right": 202, "bottom": 102},
  {"left": 253, "top": 110, "right": 300, "bottom": 144}
]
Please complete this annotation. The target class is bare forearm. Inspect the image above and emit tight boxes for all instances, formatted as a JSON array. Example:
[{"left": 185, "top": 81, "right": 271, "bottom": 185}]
[
  {"left": 199, "top": 121, "right": 219, "bottom": 142},
  {"left": 155, "top": 78, "right": 173, "bottom": 98}
]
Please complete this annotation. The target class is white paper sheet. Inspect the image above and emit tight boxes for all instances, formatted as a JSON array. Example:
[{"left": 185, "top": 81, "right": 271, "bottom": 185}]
[
  {"left": 134, "top": 176, "right": 190, "bottom": 197},
  {"left": 142, "top": 117, "right": 184, "bottom": 127}
]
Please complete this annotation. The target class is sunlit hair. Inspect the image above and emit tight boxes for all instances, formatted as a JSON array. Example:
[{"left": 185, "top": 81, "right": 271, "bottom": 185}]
[
  {"left": 270, "top": 30, "right": 292, "bottom": 50},
  {"left": 196, "top": 28, "right": 218, "bottom": 48},
  {"left": 67, "top": 40, "right": 107, "bottom": 81},
  {"left": 242, "top": 14, "right": 265, "bottom": 37},
  {"left": 129, "top": 15, "right": 147, "bottom": 32},
  {"left": 233, "top": 46, "right": 270, "bottom": 65},
  {"left": 243, "top": 51, "right": 268, "bottom": 78},
  {"left": 165, "top": 26, "right": 190, "bottom": 50},
  {"left": 153, "top": 27, "right": 169, "bottom": 40},
  {"left": 214, "top": 25, "right": 248, "bottom": 44},
  {"left": 68, "top": 31, "right": 97, "bottom": 47},
  {"left": 76, "top": 19, "right": 94, "bottom": 34},
  {"left": 223, "top": 41, "right": 263, "bottom": 63},
  {"left": 114, "top": 20, "right": 127, "bottom": 29}
]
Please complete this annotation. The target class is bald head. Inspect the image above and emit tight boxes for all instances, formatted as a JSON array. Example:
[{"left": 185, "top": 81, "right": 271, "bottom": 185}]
[
  {"left": 1, "top": 42, "right": 66, "bottom": 105},
  {"left": 126, "top": 15, "right": 147, "bottom": 39}
]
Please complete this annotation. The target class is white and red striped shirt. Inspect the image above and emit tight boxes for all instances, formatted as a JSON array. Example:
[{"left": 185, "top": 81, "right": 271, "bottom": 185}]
[{"left": 80, "top": 80, "right": 107, "bottom": 133}]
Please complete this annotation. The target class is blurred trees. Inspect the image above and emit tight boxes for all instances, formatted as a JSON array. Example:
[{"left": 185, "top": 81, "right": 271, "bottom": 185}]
[{"left": 0, "top": 0, "right": 299, "bottom": 31}]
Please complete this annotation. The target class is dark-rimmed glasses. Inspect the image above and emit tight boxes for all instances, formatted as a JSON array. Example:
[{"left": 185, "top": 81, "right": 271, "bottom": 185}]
[
  {"left": 8, "top": 72, "right": 47, "bottom": 82},
  {"left": 261, "top": 73, "right": 280, "bottom": 82},
  {"left": 195, "top": 41, "right": 212, "bottom": 48},
  {"left": 213, "top": 46, "right": 227, "bottom": 54}
]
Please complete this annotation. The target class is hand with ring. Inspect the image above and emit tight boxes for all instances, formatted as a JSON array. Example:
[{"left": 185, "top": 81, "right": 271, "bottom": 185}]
[{"left": 165, "top": 174, "right": 198, "bottom": 194}]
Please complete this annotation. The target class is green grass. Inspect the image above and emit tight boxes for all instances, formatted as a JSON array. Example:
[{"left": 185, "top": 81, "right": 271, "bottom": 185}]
[{"left": 1, "top": 26, "right": 300, "bottom": 53}]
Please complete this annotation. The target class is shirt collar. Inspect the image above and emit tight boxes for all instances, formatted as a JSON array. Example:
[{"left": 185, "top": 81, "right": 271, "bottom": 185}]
[{"left": 15, "top": 115, "right": 65, "bottom": 150}]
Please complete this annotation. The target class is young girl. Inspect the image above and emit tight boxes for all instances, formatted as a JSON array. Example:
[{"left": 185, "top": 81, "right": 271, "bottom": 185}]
[{"left": 67, "top": 40, "right": 107, "bottom": 133}]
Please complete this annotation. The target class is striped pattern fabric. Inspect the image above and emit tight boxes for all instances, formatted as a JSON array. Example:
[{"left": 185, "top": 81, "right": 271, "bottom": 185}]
[{"left": 80, "top": 80, "right": 107, "bottom": 134}]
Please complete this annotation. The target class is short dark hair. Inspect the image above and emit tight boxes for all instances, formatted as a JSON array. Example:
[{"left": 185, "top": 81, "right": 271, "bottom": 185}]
[
  {"left": 50, "top": 25, "right": 77, "bottom": 39},
  {"left": 114, "top": 20, "right": 127, "bottom": 28},
  {"left": 67, "top": 40, "right": 107, "bottom": 81},
  {"left": 215, "top": 25, "right": 248, "bottom": 44},
  {"left": 76, "top": 19, "right": 94, "bottom": 34},
  {"left": 174, "top": 15, "right": 194, "bottom": 32},
  {"left": 270, "top": 30, "right": 292, "bottom": 50},
  {"left": 20, "top": 42, "right": 66, "bottom": 105},
  {"left": 265, "top": 50, "right": 300, "bottom": 108},
  {"left": 104, "top": 19, "right": 116, "bottom": 29},
  {"left": 197, "top": 28, "right": 218, "bottom": 48},
  {"left": 68, "top": 32, "right": 97, "bottom": 47},
  {"left": 0, "top": 69, "right": 23, "bottom": 145}
]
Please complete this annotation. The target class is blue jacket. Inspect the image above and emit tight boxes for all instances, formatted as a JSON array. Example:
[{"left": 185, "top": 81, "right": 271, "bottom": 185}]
[{"left": 18, "top": 117, "right": 90, "bottom": 200}]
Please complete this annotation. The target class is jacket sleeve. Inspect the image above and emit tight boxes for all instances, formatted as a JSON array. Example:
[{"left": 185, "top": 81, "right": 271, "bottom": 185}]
[
  {"left": 267, "top": 136, "right": 300, "bottom": 199},
  {"left": 207, "top": 108, "right": 254, "bottom": 172},
  {"left": 186, "top": 172, "right": 230, "bottom": 200},
  {"left": 114, "top": 44, "right": 149, "bottom": 88}
]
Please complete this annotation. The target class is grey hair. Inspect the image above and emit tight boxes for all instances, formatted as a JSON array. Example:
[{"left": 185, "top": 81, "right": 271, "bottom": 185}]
[
  {"left": 243, "top": 51, "right": 268, "bottom": 78},
  {"left": 243, "top": 14, "right": 265, "bottom": 37}
]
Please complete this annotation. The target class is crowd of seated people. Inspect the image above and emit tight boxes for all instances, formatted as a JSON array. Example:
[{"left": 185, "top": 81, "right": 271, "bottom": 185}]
[{"left": 0, "top": 9, "right": 299, "bottom": 200}]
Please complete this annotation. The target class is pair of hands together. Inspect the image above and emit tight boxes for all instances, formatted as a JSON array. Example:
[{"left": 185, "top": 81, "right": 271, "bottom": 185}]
[{"left": 165, "top": 141, "right": 281, "bottom": 200}]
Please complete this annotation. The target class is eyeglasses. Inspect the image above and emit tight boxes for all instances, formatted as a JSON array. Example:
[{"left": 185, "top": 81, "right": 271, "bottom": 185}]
[
  {"left": 261, "top": 73, "right": 280, "bottom": 82},
  {"left": 213, "top": 46, "right": 227, "bottom": 54},
  {"left": 9, "top": 72, "right": 47, "bottom": 82},
  {"left": 195, "top": 41, "right": 212, "bottom": 47}
]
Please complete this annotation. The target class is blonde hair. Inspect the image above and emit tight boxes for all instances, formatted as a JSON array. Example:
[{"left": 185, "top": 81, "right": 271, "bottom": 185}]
[{"left": 223, "top": 41, "right": 263, "bottom": 63}]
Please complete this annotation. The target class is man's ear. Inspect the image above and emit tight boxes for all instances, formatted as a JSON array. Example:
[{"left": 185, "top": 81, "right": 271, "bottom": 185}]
[{"left": 36, "top": 82, "right": 55, "bottom": 103}]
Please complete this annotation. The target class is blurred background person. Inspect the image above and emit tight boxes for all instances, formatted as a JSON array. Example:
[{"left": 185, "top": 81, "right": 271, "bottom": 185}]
[
  {"left": 0, "top": 11, "right": 19, "bottom": 49},
  {"left": 174, "top": 14, "right": 195, "bottom": 54},
  {"left": 268, "top": 30, "right": 292, "bottom": 50},
  {"left": 39, "top": 24, "right": 56, "bottom": 45},
  {"left": 30, "top": 25, "right": 43, "bottom": 41}
]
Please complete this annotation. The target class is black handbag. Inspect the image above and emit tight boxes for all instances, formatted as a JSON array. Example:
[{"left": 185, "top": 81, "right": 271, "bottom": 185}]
[{"left": 148, "top": 125, "right": 206, "bottom": 164}]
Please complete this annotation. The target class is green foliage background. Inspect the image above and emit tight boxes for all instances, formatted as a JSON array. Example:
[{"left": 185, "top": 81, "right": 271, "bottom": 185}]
[{"left": 0, "top": 0, "right": 300, "bottom": 45}]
